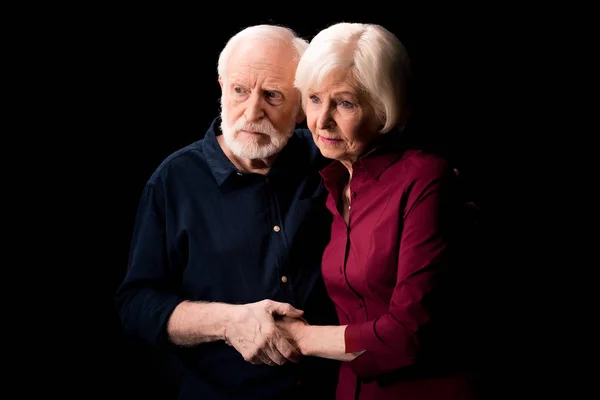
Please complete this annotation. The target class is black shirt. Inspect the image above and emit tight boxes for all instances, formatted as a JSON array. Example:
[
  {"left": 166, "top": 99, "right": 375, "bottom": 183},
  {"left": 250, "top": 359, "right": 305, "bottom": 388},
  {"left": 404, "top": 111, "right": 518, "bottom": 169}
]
[{"left": 116, "top": 117, "right": 339, "bottom": 399}]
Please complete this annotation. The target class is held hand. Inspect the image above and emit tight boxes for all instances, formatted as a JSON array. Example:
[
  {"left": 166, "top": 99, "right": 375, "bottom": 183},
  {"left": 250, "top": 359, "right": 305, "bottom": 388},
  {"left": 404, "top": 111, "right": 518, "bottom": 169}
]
[
  {"left": 275, "top": 315, "right": 309, "bottom": 354},
  {"left": 224, "top": 299, "right": 304, "bottom": 366}
]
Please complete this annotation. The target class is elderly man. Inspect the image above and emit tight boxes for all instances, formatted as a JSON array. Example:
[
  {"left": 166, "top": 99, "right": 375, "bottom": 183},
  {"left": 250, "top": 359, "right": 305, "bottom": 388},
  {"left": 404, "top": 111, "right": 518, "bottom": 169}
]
[{"left": 115, "top": 25, "right": 338, "bottom": 399}]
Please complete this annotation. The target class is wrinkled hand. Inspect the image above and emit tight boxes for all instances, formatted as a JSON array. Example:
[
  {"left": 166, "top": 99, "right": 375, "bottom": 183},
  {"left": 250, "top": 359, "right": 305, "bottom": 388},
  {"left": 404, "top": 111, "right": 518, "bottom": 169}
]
[
  {"left": 275, "top": 315, "right": 309, "bottom": 352},
  {"left": 224, "top": 299, "right": 304, "bottom": 366}
]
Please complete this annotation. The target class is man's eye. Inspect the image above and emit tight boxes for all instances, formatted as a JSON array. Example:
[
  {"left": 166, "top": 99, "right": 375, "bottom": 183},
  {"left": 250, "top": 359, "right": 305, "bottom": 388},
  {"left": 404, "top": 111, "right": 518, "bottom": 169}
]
[{"left": 265, "top": 91, "right": 282, "bottom": 99}]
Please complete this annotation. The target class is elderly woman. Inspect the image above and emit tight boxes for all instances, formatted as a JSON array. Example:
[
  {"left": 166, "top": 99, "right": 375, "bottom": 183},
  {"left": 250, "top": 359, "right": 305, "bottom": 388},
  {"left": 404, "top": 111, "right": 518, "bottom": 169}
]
[{"left": 276, "top": 23, "right": 476, "bottom": 399}]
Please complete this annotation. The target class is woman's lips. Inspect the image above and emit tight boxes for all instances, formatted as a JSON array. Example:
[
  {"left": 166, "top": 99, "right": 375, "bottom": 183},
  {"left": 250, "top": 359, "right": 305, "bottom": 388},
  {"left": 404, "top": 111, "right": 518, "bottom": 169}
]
[{"left": 319, "top": 136, "right": 343, "bottom": 144}]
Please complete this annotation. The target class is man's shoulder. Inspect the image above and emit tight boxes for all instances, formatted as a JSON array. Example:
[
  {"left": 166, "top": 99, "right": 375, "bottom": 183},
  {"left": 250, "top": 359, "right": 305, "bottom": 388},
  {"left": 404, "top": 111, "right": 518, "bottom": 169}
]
[
  {"left": 148, "top": 117, "right": 222, "bottom": 183},
  {"left": 147, "top": 140, "right": 206, "bottom": 185}
]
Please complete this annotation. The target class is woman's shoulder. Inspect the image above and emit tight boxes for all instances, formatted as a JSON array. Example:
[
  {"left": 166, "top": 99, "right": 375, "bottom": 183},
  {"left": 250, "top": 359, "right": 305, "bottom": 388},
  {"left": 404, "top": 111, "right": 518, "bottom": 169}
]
[{"left": 396, "top": 148, "right": 452, "bottom": 178}]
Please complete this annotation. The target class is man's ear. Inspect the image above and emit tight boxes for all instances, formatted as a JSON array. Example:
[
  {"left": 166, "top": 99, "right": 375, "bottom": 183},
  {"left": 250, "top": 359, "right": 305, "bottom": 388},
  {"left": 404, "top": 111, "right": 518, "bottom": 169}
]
[{"left": 218, "top": 76, "right": 223, "bottom": 88}]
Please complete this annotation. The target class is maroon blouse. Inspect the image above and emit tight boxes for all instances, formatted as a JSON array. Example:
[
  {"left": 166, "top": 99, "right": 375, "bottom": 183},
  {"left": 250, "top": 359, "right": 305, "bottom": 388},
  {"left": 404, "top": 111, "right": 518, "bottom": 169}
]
[{"left": 319, "top": 145, "right": 475, "bottom": 399}]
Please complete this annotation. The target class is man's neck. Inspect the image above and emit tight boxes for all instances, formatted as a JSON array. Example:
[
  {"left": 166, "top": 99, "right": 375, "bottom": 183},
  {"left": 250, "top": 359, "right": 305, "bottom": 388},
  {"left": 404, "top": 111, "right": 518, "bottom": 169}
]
[{"left": 217, "top": 135, "right": 278, "bottom": 175}]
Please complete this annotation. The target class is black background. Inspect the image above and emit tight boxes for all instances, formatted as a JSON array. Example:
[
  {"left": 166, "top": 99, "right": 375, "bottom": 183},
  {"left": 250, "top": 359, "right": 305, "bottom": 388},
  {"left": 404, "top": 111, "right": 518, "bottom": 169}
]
[{"left": 39, "top": 6, "right": 525, "bottom": 399}]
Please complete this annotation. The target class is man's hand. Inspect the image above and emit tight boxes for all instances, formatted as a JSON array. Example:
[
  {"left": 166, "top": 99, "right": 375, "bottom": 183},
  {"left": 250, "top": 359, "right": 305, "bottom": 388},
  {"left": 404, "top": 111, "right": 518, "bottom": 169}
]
[{"left": 224, "top": 299, "right": 304, "bottom": 366}]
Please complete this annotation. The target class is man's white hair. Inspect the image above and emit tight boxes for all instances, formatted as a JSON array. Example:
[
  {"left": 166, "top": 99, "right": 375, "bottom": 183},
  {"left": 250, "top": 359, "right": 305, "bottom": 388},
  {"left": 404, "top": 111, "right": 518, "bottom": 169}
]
[
  {"left": 217, "top": 25, "right": 309, "bottom": 79},
  {"left": 294, "top": 22, "right": 411, "bottom": 133},
  {"left": 216, "top": 25, "right": 309, "bottom": 160}
]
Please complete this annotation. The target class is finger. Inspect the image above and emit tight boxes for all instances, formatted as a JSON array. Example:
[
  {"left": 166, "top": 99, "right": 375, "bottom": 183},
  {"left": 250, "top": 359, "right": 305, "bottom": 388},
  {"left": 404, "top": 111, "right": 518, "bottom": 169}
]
[
  {"left": 255, "top": 329, "right": 290, "bottom": 366},
  {"left": 256, "top": 351, "right": 277, "bottom": 366},
  {"left": 246, "top": 349, "right": 268, "bottom": 365},
  {"left": 266, "top": 301, "right": 304, "bottom": 318},
  {"left": 265, "top": 350, "right": 286, "bottom": 366},
  {"left": 273, "top": 336, "right": 302, "bottom": 363},
  {"left": 281, "top": 315, "right": 308, "bottom": 324}
]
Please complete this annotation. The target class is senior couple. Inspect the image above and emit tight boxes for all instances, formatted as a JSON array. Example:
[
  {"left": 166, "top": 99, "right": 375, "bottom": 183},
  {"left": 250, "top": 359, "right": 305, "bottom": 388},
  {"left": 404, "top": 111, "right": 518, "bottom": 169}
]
[{"left": 116, "top": 21, "right": 476, "bottom": 400}]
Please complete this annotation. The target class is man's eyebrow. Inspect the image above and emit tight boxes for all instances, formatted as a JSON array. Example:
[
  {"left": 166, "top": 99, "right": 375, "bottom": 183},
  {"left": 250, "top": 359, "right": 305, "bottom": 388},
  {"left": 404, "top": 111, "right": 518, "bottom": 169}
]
[{"left": 263, "top": 84, "right": 285, "bottom": 93}]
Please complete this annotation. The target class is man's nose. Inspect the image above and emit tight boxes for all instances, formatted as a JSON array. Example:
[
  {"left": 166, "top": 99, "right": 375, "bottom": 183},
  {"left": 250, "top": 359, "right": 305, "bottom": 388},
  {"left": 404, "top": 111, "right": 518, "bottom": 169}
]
[{"left": 244, "top": 93, "right": 265, "bottom": 122}]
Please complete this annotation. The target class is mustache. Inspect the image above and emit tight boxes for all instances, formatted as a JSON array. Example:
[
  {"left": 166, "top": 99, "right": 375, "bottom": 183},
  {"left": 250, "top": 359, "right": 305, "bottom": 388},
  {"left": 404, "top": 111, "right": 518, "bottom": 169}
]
[{"left": 232, "top": 118, "right": 279, "bottom": 136}]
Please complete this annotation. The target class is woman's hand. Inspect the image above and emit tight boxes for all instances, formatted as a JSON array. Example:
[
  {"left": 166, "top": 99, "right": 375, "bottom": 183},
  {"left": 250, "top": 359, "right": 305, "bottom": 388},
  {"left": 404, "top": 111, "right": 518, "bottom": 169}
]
[{"left": 275, "top": 315, "right": 310, "bottom": 354}]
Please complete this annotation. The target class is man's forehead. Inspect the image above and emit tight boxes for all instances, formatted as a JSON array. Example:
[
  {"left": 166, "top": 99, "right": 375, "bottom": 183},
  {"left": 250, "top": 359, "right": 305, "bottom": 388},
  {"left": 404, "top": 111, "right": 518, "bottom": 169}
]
[
  {"left": 236, "top": 37, "right": 292, "bottom": 55},
  {"left": 229, "top": 39, "right": 297, "bottom": 69},
  {"left": 226, "top": 47, "right": 297, "bottom": 88}
]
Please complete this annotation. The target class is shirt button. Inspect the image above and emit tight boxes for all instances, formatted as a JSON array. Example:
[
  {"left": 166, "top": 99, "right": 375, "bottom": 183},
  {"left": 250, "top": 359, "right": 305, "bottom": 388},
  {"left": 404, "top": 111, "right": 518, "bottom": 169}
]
[
  {"left": 281, "top": 275, "right": 288, "bottom": 283},
  {"left": 273, "top": 225, "right": 281, "bottom": 232},
  {"left": 236, "top": 172, "right": 243, "bottom": 176}
]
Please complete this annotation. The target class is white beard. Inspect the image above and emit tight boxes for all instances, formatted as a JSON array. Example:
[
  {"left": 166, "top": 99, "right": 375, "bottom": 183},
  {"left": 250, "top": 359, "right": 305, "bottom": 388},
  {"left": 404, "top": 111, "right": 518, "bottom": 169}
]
[{"left": 220, "top": 103, "right": 296, "bottom": 159}]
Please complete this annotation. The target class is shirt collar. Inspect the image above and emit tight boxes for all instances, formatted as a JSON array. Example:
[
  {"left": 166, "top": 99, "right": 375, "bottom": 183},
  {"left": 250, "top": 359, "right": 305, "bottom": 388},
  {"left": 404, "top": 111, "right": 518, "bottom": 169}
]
[
  {"left": 202, "top": 117, "right": 313, "bottom": 186},
  {"left": 202, "top": 117, "right": 238, "bottom": 186},
  {"left": 319, "top": 132, "right": 406, "bottom": 186}
]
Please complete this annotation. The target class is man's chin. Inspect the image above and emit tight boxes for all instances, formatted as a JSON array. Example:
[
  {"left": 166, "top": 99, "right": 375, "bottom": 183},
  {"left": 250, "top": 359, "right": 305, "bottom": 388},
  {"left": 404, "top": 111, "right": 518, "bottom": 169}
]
[
  {"left": 228, "top": 141, "right": 275, "bottom": 159},
  {"left": 234, "top": 149, "right": 278, "bottom": 160}
]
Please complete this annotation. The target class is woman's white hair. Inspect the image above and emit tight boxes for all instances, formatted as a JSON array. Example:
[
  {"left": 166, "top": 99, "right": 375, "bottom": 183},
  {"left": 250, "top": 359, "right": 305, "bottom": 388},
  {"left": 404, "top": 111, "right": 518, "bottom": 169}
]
[
  {"left": 294, "top": 22, "right": 411, "bottom": 133},
  {"left": 217, "top": 25, "right": 309, "bottom": 79}
]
